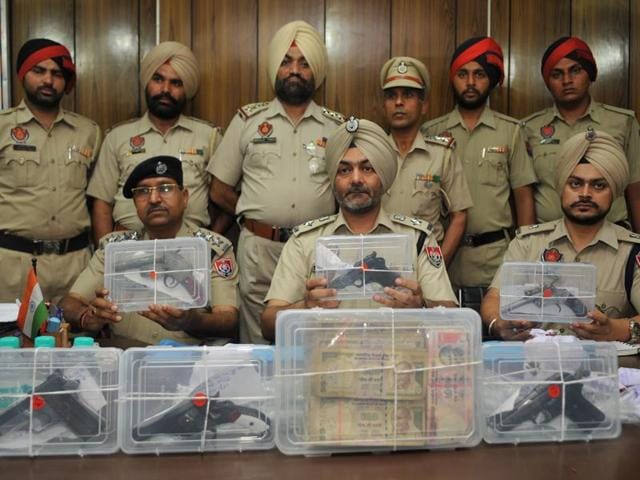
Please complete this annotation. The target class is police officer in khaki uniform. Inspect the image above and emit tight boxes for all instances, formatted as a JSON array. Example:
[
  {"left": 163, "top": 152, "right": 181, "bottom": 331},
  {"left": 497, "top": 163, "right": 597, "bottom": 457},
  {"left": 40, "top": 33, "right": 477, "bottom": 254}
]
[
  {"left": 481, "top": 130, "right": 640, "bottom": 344},
  {"left": 422, "top": 37, "right": 537, "bottom": 311},
  {"left": 208, "top": 21, "right": 344, "bottom": 343},
  {"left": 0, "top": 39, "right": 101, "bottom": 302},
  {"left": 380, "top": 56, "right": 473, "bottom": 265},
  {"left": 88, "top": 41, "right": 221, "bottom": 243},
  {"left": 61, "top": 156, "right": 239, "bottom": 346},
  {"left": 261, "top": 118, "right": 458, "bottom": 341},
  {"left": 523, "top": 36, "right": 640, "bottom": 231}
]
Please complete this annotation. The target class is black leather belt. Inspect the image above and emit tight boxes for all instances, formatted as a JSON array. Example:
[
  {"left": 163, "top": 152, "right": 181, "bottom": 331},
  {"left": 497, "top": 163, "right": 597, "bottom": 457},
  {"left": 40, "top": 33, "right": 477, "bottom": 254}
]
[
  {"left": 0, "top": 231, "right": 90, "bottom": 255},
  {"left": 462, "top": 229, "right": 508, "bottom": 248}
]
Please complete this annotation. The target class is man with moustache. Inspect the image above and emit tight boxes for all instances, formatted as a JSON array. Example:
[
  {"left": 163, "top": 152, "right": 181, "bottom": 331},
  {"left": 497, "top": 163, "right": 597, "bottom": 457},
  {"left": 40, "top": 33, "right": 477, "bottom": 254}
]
[
  {"left": 208, "top": 21, "right": 344, "bottom": 343},
  {"left": 261, "top": 118, "right": 457, "bottom": 342},
  {"left": 481, "top": 130, "right": 640, "bottom": 344},
  {"left": 422, "top": 37, "right": 537, "bottom": 313},
  {"left": 0, "top": 38, "right": 101, "bottom": 302},
  {"left": 523, "top": 37, "right": 640, "bottom": 232},
  {"left": 88, "top": 41, "right": 221, "bottom": 243}
]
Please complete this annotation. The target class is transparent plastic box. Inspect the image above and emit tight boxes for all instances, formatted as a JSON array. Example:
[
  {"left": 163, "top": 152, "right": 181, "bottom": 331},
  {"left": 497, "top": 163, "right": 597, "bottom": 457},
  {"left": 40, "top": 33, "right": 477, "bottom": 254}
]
[
  {"left": 0, "top": 347, "right": 121, "bottom": 457},
  {"left": 315, "top": 234, "right": 413, "bottom": 300},
  {"left": 482, "top": 341, "right": 620, "bottom": 444},
  {"left": 275, "top": 308, "right": 483, "bottom": 456},
  {"left": 500, "top": 262, "right": 596, "bottom": 323},
  {"left": 119, "top": 345, "right": 275, "bottom": 454},
  {"left": 105, "top": 237, "right": 210, "bottom": 312}
]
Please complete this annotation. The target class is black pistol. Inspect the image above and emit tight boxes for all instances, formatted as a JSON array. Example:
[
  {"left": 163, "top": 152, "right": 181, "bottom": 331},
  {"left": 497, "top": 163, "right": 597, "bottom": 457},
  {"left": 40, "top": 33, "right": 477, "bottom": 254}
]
[
  {"left": 0, "top": 369, "right": 104, "bottom": 440},
  {"left": 329, "top": 251, "right": 400, "bottom": 290},
  {"left": 489, "top": 371, "right": 605, "bottom": 432},
  {"left": 505, "top": 285, "right": 588, "bottom": 317}
]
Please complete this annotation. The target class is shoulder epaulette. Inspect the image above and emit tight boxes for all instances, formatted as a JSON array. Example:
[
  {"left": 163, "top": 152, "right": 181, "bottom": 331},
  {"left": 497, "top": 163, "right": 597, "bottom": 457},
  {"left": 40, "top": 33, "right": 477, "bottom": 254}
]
[
  {"left": 0, "top": 106, "right": 18, "bottom": 116},
  {"left": 105, "top": 117, "right": 138, "bottom": 135},
  {"left": 193, "top": 228, "right": 232, "bottom": 257},
  {"left": 615, "top": 226, "right": 640, "bottom": 244},
  {"left": 238, "top": 102, "right": 270, "bottom": 120},
  {"left": 515, "top": 222, "right": 557, "bottom": 238},
  {"left": 520, "top": 109, "right": 549, "bottom": 125},
  {"left": 600, "top": 103, "right": 636, "bottom": 118},
  {"left": 98, "top": 230, "right": 139, "bottom": 249},
  {"left": 492, "top": 110, "right": 520, "bottom": 125},
  {"left": 424, "top": 135, "right": 456, "bottom": 150},
  {"left": 322, "top": 107, "right": 345, "bottom": 124},
  {"left": 185, "top": 115, "right": 216, "bottom": 129},
  {"left": 292, "top": 214, "right": 337, "bottom": 237},
  {"left": 390, "top": 214, "right": 433, "bottom": 236}
]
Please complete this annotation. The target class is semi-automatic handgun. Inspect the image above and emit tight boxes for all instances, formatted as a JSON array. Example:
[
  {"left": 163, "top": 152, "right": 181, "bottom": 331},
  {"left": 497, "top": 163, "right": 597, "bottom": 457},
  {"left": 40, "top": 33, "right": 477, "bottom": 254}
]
[
  {"left": 0, "top": 369, "right": 104, "bottom": 440},
  {"left": 505, "top": 284, "right": 588, "bottom": 317},
  {"left": 489, "top": 370, "right": 605, "bottom": 432},
  {"left": 329, "top": 251, "right": 400, "bottom": 290}
]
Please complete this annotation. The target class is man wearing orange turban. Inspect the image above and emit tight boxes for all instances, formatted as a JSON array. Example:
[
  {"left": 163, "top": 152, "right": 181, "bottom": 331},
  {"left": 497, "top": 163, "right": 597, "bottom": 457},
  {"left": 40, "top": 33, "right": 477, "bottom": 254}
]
[
  {"left": 208, "top": 21, "right": 345, "bottom": 343},
  {"left": 522, "top": 36, "right": 640, "bottom": 233},
  {"left": 88, "top": 41, "right": 221, "bottom": 243}
]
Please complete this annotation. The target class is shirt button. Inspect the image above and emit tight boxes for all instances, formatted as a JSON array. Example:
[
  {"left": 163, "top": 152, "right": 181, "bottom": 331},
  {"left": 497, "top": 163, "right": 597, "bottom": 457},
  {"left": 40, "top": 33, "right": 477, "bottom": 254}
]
[
  {"left": 292, "top": 177, "right": 296, "bottom": 182},
  {"left": 51, "top": 159, "right": 55, "bottom": 164},
  {"left": 293, "top": 129, "right": 298, "bottom": 134},
  {"left": 293, "top": 152, "right": 297, "bottom": 157},
  {"left": 163, "top": 139, "right": 167, "bottom": 144},
  {"left": 51, "top": 216, "right": 56, "bottom": 221},
  {"left": 48, "top": 133, "right": 52, "bottom": 138},
  {"left": 291, "top": 204, "right": 295, "bottom": 208},
  {"left": 52, "top": 187, "right": 57, "bottom": 191}
]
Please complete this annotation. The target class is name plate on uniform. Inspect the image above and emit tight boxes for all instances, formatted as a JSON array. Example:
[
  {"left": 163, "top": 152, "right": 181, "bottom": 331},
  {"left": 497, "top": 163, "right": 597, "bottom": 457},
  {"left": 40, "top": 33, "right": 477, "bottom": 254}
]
[{"left": 251, "top": 137, "right": 277, "bottom": 144}]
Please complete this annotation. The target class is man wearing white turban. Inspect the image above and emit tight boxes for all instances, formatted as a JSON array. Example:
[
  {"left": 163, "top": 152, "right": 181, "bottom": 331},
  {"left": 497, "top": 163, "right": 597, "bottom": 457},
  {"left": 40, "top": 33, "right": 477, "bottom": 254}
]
[
  {"left": 481, "top": 130, "right": 640, "bottom": 344},
  {"left": 208, "top": 20, "right": 345, "bottom": 344},
  {"left": 260, "top": 117, "right": 458, "bottom": 342},
  {"left": 88, "top": 41, "right": 222, "bottom": 242}
]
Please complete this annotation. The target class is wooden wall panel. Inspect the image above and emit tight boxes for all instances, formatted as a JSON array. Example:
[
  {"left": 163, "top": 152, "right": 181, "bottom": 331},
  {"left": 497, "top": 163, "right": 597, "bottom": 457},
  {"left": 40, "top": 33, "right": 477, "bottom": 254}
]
[
  {"left": 572, "top": 0, "right": 629, "bottom": 108},
  {"left": 74, "top": 0, "right": 140, "bottom": 129},
  {"left": 326, "top": 0, "right": 391, "bottom": 123},
  {"left": 159, "top": 0, "right": 192, "bottom": 46},
  {"left": 455, "top": 0, "right": 488, "bottom": 44},
  {"left": 192, "top": 0, "right": 258, "bottom": 127},
  {"left": 508, "top": 0, "right": 571, "bottom": 119},
  {"left": 631, "top": 0, "right": 640, "bottom": 118},
  {"left": 489, "top": 0, "right": 510, "bottom": 115},
  {"left": 391, "top": 0, "right": 457, "bottom": 121},
  {"left": 257, "top": 0, "right": 325, "bottom": 104},
  {"left": 138, "top": 0, "right": 157, "bottom": 112},
  {"left": 10, "top": 0, "right": 75, "bottom": 110}
]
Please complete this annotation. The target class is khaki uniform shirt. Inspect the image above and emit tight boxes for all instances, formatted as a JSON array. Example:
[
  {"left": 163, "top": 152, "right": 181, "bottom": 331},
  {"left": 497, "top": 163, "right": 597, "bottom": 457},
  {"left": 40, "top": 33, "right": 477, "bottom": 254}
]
[
  {"left": 70, "top": 223, "right": 238, "bottom": 345},
  {"left": 207, "top": 99, "right": 343, "bottom": 227},
  {"left": 523, "top": 100, "right": 640, "bottom": 224},
  {"left": 87, "top": 112, "right": 220, "bottom": 231},
  {"left": 0, "top": 100, "right": 101, "bottom": 239},
  {"left": 265, "top": 209, "right": 457, "bottom": 306},
  {"left": 490, "top": 219, "right": 640, "bottom": 322},
  {"left": 383, "top": 133, "right": 473, "bottom": 241},
  {"left": 422, "top": 106, "right": 537, "bottom": 234}
]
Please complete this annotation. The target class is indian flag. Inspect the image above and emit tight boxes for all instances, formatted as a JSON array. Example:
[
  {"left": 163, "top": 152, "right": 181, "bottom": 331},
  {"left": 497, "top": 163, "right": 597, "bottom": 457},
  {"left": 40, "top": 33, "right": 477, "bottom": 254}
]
[{"left": 17, "top": 266, "right": 48, "bottom": 338}]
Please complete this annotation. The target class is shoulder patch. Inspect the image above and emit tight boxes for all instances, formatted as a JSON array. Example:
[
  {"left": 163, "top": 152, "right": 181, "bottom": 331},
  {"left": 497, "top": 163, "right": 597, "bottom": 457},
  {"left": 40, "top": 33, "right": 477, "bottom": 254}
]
[
  {"left": 390, "top": 214, "right": 433, "bottom": 236},
  {"left": 193, "top": 228, "right": 232, "bottom": 257},
  {"left": 98, "top": 230, "right": 139, "bottom": 249},
  {"left": 600, "top": 103, "right": 636, "bottom": 118},
  {"left": 322, "top": 107, "right": 345, "bottom": 125},
  {"left": 424, "top": 135, "right": 456, "bottom": 150},
  {"left": 238, "top": 102, "right": 270, "bottom": 120},
  {"left": 292, "top": 214, "right": 338, "bottom": 237},
  {"left": 515, "top": 222, "right": 557, "bottom": 238}
]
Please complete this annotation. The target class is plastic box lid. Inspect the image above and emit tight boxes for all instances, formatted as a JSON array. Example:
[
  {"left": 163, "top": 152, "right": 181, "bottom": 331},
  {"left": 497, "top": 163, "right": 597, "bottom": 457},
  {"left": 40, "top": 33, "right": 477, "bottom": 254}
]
[
  {"left": 500, "top": 262, "right": 596, "bottom": 323},
  {"left": 0, "top": 347, "right": 121, "bottom": 457},
  {"left": 482, "top": 340, "right": 620, "bottom": 444},
  {"left": 274, "top": 308, "right": 483, "bottom": 456},
  {"left": 104, "top": 237, "right": 210, "bottom": 312},
  {"left": 119, "top": 345, "right": 275, "bottom": 454},
  {"left": 315, "top": 234, "right": 413, "bottom": 300}
]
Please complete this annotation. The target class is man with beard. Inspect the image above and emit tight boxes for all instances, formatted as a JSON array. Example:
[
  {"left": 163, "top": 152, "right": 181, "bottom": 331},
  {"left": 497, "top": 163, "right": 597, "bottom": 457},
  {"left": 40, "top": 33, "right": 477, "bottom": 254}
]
[
  {"left": 208, "top": 21, "right": 344, "bottom": 343},
  {"left": 0, "top": 39, "right": 101, "bottom": 302},
  {"left": 422, "top": 37, "right": 536, "bottom": 314},
  {"left": 88, "top": 41, "right": 221, "bottom": 243},
  {"left": 523, "top": 37, "right": 640, "bottom": 232},
  {"left": 261, "top": 118, "right": 457, "bottom": 342},
  {"left": 380, "top": 56, "right": 473, "bottom": 266},
  {"left": 481, "top": 130, "right": 640, "bottom": 343}
]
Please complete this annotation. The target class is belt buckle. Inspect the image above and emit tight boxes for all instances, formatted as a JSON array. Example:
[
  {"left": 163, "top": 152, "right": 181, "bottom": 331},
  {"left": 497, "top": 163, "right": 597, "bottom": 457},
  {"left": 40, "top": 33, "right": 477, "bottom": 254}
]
[
  {"left": 37, "top": 240, "right": 61, "bottom": 255},
  {"left": 462, "top": 235, "right": 475, "bottom": 247}
]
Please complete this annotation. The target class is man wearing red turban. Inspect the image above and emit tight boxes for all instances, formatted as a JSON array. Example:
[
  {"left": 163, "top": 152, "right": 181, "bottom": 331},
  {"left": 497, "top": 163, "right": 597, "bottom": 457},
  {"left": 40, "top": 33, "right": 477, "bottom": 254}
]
[
  {"left": 422, "top": 36, "right": 537, "bottom": 316},
  {"left": 522, "top": 36, "right": 640, "bottom": 232}
]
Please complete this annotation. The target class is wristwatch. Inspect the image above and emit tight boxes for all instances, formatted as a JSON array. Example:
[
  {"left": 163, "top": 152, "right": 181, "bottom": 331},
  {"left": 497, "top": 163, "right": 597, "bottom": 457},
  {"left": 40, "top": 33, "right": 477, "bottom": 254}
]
[{"left": 629, "top": 320, "right": 640, "bottom": 344}]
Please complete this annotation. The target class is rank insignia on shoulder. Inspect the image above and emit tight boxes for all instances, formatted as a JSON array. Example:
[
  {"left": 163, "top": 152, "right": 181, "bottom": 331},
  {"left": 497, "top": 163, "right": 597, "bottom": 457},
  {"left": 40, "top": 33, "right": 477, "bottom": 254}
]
[
  {"left": 322, "top": 107, "right": 345, "bottom": 124},
  {"left": 213, "top": 257, "right": 234, "bottom": 278},
  {"left": 238, "top": 102, "right": 269, "bottom": 120},
  {"left": 542, "top": 247, "right": 563, "bottom": 262},
  {"left": 425, "top": 135, "right": 456, "bottom": 149},
  {"left": 425, "top": 245, "right": 443, "bottom": 268}
]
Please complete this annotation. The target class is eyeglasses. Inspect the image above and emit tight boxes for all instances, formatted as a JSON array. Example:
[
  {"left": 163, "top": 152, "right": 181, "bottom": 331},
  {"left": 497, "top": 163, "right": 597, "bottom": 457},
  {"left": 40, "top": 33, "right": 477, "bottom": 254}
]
[{"left": 131, "top": 183, "right": 181, "bottom": 199}]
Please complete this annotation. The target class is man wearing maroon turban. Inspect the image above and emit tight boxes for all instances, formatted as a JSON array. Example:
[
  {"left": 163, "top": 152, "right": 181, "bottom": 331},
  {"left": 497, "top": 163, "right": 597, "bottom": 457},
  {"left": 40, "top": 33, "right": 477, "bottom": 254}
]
[
  {"left": 0, "top": 38, "right": 101, "bottom": 303},
  {"left": 522, "top": 36, "right": 640, "bottom": 232},
  {"left": 422, "top": 37, "right": 537, "bottom": 316}
]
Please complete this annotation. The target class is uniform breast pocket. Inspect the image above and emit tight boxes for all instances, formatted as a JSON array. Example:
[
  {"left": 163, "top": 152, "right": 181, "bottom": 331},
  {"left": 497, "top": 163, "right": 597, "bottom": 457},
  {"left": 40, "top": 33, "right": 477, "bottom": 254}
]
[
  {"left": 411, "top": 182, "right": 442, "bottom": 218},
  {"left": 64, "top": 150, "right": 91, "bottom": 189},
  {"left": 479, "top": 153, "right": 508, "bottom": 186},
  {"left": 2, "top": 151, "right": 41, "bottom": 187},
  {"left": 533, "top": 149, "right": 556, "bottom": 180},
  {"left": 245, "top": 143, "right": 281, "bottom": 179},
  {"left": 180, "top": 153, "right": 207, "bottom": 187}
]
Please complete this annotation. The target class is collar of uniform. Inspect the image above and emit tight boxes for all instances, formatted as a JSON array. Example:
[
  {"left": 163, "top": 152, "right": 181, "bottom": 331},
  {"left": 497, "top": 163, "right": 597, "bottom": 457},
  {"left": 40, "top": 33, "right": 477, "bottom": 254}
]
[
  {"left": 331, "top": 207, "right": 395, "bottom": 235},
  {"left": 141, "top": 111, "right": 192, "bottom": 135},
  {"left": 16, "top": 99, "right": 74, "bottom": 128},
  {"left": 142, "top": 222, "right": 190, "bottom": 240},
  {"left": 551, "top": 218, "right": 619, "bottom": 250},
  {"left": 268, "top": 98, "right": 323, "bottom": 123}
]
